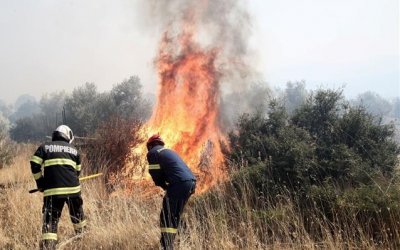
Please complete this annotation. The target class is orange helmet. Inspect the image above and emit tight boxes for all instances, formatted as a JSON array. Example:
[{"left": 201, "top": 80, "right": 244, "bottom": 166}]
[{"left": 146, "top": 134, "right": 165, "bottom": 150}]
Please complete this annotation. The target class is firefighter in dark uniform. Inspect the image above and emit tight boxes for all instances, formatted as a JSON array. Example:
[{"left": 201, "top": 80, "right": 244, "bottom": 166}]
[
  {"left": 30, "top": 125, "right": 86, "bottom": 250},
  {"left": 146, "top": 134, "right": 196, "bottom": 250}
]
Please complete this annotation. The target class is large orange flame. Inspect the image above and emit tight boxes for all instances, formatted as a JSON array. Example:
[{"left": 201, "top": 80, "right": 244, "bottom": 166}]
[
  {"left": 123, "top": 2, "right": 234, "bottom": 194},
  {"left": 144, "top": 15, "right": 226, "bottom": 192},
  {"left": 120, "top": 5, "right": 230, "bottom": 194}
]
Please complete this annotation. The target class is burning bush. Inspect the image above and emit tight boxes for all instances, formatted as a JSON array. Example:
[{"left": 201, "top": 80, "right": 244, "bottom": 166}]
[{"left": 82, "top": 117, "right": 145, "bottom": 184}]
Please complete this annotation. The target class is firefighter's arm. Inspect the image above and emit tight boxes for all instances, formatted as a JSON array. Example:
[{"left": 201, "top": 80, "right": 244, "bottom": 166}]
[
  {"left": 76, "top": 152, "right": 82, "bottom": 177},
  {"left": 30, "top": 146, "right": 45, "bottom": 191},
  {"left": 148, "top": 165, "right": 168, "bottom": 190},
  {"left": 147, "top": 153, "right": 168, "bottom": 190}
]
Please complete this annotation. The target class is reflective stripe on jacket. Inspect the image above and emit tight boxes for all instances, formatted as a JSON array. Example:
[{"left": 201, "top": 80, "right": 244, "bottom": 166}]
[
  {"left": 147, "top": 145, "right": 196, "bottom": 189},
  {"left": 30, "top": 140, "right": 81, "bottom": 197}
]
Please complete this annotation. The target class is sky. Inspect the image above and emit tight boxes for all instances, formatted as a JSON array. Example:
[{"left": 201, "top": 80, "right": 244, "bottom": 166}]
[{"left": 0, "top": 0, "right": 398, "bottom": 105}]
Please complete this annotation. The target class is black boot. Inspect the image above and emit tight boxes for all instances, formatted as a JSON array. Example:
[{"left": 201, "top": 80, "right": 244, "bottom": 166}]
[
  {"left": 160, "top": 232, "right": 176, "bottom": 250},
  {"left": 40, "top": 239, "right": 57, "bottom": 250}
]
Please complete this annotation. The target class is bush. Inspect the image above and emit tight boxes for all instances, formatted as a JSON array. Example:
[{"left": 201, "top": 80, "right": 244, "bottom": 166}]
[
  {"left": 82, "top": 117, "right": 145, "bottom": 181},
  {"left": 0, "top": 117, "right": 16, "bottom": 168},
  {"left": 227, "top": 89, "right": 400, "bottom": 240}
]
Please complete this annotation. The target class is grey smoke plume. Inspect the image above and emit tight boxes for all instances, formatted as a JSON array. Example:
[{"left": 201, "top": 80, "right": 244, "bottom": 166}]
[
  {"left": 141, "top": 0, "right": 264, "bottom": 128},
  {"left": 142, "top": 0, "right": 255, "bottom": 83}
]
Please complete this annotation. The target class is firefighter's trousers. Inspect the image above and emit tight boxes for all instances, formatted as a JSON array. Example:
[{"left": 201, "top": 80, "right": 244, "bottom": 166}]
[
  {"left": 41, "top": 195, "right": 86, "bottom": 249},
  {"left": 160, "top": 179, "right": 196, "bottom": 250}
]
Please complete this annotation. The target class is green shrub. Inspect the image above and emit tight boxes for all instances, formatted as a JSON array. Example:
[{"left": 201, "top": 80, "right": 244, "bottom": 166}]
[{"left": 227, "top": 88, "right": 400, "bottom": 240}]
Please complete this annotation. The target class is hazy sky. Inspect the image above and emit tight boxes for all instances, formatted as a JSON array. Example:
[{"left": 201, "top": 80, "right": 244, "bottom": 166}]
[{"left": 0, "top": 0, "right": 398, "bottom": 104}]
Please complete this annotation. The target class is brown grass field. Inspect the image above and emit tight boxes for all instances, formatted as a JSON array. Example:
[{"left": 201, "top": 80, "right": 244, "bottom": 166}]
[{"left": 0, "top": 144, "right": 398, "bottom": 249}]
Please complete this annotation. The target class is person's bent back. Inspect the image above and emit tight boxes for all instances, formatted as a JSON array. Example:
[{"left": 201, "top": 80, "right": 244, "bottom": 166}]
[{"left": 146, "top": 134, "right": 196, "bottom": 250}]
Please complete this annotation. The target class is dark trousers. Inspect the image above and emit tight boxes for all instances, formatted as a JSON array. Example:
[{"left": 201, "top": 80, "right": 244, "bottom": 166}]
[
  {"left": 41, "top": 195, "right": 86, "bottom": 249},
  {"left": 160, "top": 180, "right": 196, "bottom": 250}
]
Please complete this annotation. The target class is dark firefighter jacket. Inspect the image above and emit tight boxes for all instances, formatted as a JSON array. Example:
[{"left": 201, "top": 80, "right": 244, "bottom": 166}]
[
  {"left": 30, "top": 140, "right": 81, "bottom": 197},
  {"left": 147, "top": 145, "right": 196, "bottom": 189}
]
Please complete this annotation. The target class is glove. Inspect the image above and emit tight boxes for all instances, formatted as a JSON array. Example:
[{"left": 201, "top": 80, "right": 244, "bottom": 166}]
[
  {"left": 36, "top": 177, "right": 44, "bottom": 192},
  {"left": 190, "top": 181, "right": 196, "bottom": 195},
  {"left": 160, "top": 183, "right": 168, "bottom": 190}
]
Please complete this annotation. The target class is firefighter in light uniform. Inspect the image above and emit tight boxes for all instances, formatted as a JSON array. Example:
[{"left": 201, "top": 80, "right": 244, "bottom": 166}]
[
  {"left": 30, "top": 125, "right": 86, "bottom": 249},
  {"left": 146, "top": 134, "right": 196, "bottom": 250}
]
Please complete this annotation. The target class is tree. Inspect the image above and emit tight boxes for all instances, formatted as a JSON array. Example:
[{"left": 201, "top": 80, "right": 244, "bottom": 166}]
[
  {"left": 0, "top": 99, "right": 11, "bottom": 119},
  {"left": 392, "top": 97, "right": 400, "bottom": 119},
  {"left": 14, "top": 94, "right": 36, "bottom": 109},
  {"left": 38, "top": 91, "right": 68, "bottom": 135},
  {"left": 352, "top": 91, "right": 392, "bottom": 117},
  {"left": 9, "top": 99, "right": 40, "bottom": 123},
  {"left": 282, "top": 81, "right": 308, "bottom": 115},
  {"left": 110, "top": 76, "right": 151, "bottom": 121},
  {"left": 64, "top": 82, "right": 99, "bottom": 136},
  {"left": 8, "top": 76, "right": 152, "bottom": 141},
  {"left": 8, "top": 92, "right": 67, "bottom": 142},
  {"left": 0, "top": 114, "right": 16, "bottom": 167},
  {"left": 220, "top": 83, "right": 271, "bottom": 130},
  {"left": 336, "top": 107, "right": 399, "bottom": 178},
  {"left": 64, "top": 77, "right": 151, "bottom": 137},
  {"left": 9, "top": 116, "right": 45, "bottom": 142}
]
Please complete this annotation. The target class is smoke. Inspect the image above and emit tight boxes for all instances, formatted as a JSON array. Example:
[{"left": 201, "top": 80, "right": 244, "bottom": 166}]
[
  {"left": 220, "top": 83, "right": 272, "bottom": 131},
  {"left": 123, "top": 0, "right": 266, "bottom": 190},
  {"left": 142, "top": 0, "right": 261, "bottom": 128},
  {"left": 143, "top": 0, "right": 256, "bottom": 87}
]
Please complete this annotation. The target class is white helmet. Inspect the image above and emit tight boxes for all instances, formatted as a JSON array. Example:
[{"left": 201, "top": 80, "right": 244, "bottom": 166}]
[{"left": 52, "top": 125, "right": 74, "bottom": 143}]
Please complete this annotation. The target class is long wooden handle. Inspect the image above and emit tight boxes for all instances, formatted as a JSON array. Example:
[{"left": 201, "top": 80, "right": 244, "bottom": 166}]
[{"left": 28, "top": 173, "right": 103, "bottom": 194}]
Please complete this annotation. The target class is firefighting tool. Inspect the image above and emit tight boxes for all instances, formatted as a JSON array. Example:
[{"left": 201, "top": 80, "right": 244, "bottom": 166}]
[{"left": 28, "top": 173, "right": 103, "bottom": 193}]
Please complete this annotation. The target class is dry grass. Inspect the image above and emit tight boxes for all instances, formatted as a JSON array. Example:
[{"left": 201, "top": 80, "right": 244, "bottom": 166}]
[
  {"left": 0, "top": 144, "right": 399, "bottom": 249},
  {"left": 0, "top": 145, "right": 162, "bottom": 249}
]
